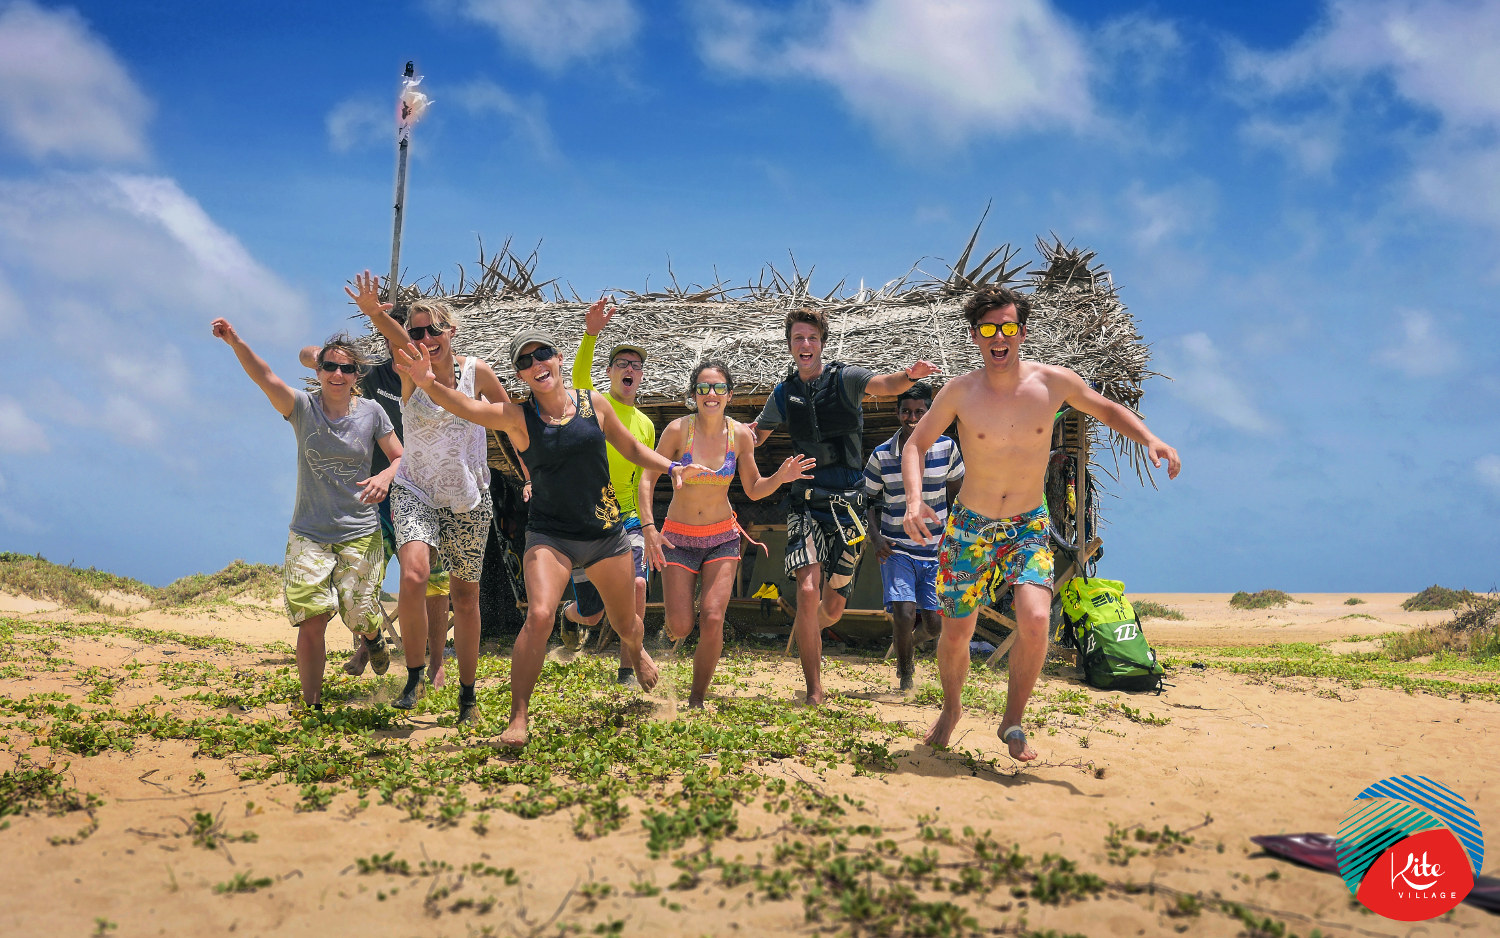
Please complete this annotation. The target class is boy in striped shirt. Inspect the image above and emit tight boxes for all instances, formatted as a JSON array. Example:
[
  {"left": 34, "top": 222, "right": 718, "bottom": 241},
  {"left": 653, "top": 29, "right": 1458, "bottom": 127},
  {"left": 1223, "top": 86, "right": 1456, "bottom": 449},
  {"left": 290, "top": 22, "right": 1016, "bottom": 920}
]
[{"left": 863, "top": 384, "right": 964, "bottom": 690}]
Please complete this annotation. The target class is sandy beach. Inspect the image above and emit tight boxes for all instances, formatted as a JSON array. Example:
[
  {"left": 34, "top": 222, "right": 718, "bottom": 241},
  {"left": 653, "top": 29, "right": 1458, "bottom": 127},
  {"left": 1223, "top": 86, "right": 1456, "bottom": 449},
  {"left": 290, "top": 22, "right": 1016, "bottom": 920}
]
[{"left": 1, "top": 590, "right": 1494, "bottom": 937}]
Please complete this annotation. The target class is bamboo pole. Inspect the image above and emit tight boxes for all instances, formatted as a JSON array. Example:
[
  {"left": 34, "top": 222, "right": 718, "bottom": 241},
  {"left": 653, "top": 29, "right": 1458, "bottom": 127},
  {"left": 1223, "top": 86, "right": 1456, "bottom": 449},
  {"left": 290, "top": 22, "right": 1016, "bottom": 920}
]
[{"left": 390, "top": 61, "right": 417, "bottom": 303}]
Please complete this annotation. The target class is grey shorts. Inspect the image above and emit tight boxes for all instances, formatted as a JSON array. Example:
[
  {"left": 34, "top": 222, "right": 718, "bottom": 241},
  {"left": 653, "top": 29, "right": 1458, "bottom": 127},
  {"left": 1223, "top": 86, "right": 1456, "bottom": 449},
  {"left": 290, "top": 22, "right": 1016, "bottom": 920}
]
[
  {"left": 526, "top": 525, "right": 631, "bottom": 571},
  {"left": 570, "top": 528, "right": 647, "bottom": 618},
  {"left": 391, "top": 485, "right": 492, "bottom": 583}
]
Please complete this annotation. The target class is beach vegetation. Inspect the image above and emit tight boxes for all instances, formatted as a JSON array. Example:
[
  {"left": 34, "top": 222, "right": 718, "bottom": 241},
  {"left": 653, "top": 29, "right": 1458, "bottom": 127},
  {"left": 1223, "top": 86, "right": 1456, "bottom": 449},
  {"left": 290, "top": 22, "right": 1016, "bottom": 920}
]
[
  {"left": 1343, "top": 597, "right": 1364, "bottom": 605},
  {"left": 0, "top": 553, "right": 280, "bottom": 612},
  {"left": 1384, "top": 595, "right": 1500, "bottom": 662},
  {"left": 1229, "top": 590, "right": 1295, "bottom": 609},
  {"left": 1132, "top": 600, "right": 1184, "bottom": 620},
  {"left": 1402, "top": 584, "right": 1477, "bottom": 612},
  {"left": 0, "top": 755, "right": 102, "bottom": 816}
]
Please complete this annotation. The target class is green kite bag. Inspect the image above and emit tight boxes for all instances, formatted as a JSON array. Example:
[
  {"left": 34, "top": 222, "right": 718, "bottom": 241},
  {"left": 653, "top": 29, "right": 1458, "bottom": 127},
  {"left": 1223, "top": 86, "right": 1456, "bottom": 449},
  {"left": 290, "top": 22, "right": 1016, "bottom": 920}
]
[{"left": 1057, "top": 577, "right": 1165, "bottom": 693}]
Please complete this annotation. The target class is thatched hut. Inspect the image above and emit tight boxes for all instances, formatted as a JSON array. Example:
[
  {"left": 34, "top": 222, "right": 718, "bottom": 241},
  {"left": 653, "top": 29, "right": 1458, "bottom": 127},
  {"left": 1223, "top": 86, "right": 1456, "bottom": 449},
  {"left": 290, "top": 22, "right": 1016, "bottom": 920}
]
[{"left": 375, "top": 228, "right": 1160, "bottom": 641}]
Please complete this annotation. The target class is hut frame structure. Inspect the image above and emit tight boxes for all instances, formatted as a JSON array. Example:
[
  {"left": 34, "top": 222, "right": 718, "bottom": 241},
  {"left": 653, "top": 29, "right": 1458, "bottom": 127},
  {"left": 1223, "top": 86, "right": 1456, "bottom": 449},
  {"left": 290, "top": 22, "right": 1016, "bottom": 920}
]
[{"left": 368, "top": 228, "right": 1162, "bottom": 658}]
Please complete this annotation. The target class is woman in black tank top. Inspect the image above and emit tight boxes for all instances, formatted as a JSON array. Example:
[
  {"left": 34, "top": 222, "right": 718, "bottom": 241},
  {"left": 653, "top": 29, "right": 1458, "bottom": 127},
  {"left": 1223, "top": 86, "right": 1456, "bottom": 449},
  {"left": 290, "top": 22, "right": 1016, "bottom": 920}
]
[{"left": 395, "top": 330, "right": 706, "bottom": 748}]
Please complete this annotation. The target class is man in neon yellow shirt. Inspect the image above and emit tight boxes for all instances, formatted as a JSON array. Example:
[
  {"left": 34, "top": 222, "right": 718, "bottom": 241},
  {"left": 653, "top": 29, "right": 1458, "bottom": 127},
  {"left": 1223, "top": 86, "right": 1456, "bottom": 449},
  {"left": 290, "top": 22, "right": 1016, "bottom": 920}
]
[{"left": 560, "top": 296, "right": 657, "bottom": 685}]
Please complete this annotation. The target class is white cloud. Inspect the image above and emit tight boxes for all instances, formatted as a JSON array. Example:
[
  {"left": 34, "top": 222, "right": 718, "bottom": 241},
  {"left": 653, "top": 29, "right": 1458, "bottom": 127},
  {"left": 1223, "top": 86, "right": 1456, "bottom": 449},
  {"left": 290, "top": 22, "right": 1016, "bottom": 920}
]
[
  {"left": 0, "top": 172, "right": 309, "bottom": 448},
  {"left": 439, "top": 0, "right": 639, "bottom": 69},
  {"left": 0, "top": 1, "right": 151, "bottom": 163},
  {"left": 0, "top": 396, "right": 48, "bottom": 453},
  {"left": 1162, "top": 332, "right": 1275, "bottom": 434},
  {"left": 326, "top": 98, "right": 388, "bottom": 153},
  {"left": 1477, "top": 455, "right": 1500, "bottom": 493},
  {"left": 1373, "top": 309, "right": 1462, "bottom": 378},
  {"left": 1230, "top": 1, "right": 1500, "bottom": 223},
  {"left": 1123, "top": 179, "right": 1214, "bottom": 249},
  {"left": 693, "top": 0, "right": 1094, "bottom": 149},
  {"left": 1239, "top": 115, "right": 1340, "bottom": 175},
  {"left": 451, "top": 80, "right": 557, "bottom": 160},
  {"left": 1094, "top": 14, "right": 1183, "bottom": 86}
]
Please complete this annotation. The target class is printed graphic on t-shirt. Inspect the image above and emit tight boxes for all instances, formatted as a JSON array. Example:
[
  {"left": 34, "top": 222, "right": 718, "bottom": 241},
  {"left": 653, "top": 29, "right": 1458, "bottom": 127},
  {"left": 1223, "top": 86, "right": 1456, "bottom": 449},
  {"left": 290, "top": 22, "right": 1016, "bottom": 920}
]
[{"left": 304, "top": 428, "right": 363, "bottom": 484}]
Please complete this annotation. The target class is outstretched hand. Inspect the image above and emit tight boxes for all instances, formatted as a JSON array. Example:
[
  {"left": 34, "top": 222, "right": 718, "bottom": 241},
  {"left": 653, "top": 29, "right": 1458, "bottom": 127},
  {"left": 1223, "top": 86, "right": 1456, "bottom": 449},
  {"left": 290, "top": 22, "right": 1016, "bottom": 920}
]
[
  {"left": 584, "top": 294, "right": 617, "bottom": 335},
  {"left": 776, "top": 453, "right": 816, "bottom": 484},
  {"left": 906, "top": 360, "right": 940, "bottom": 381},
  {"left": 345, "top": 270, "right": 393, "bottom": 319},
  {"left": 210, "top": 318, "right": 240, "bottom": 345},
  {"left": 392, "top": 342, "right": 436, "bottom": 388},
  {"left": 901, "top": 501, "right": 942, "bottom": 546},
  {"left": 670, "top": 462, "right": 713, "bottom": 489},
  {"left": 1149, "top": 439, "right": 1182, "bottom": 480}
]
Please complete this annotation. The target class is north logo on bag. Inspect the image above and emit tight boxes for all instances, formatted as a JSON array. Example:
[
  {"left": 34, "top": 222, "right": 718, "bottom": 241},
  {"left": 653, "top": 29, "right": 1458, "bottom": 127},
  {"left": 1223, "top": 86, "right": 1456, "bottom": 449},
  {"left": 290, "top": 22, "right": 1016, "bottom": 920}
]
[{"left": 1335, "top": 776, "right": 1483, "bottom": 921}]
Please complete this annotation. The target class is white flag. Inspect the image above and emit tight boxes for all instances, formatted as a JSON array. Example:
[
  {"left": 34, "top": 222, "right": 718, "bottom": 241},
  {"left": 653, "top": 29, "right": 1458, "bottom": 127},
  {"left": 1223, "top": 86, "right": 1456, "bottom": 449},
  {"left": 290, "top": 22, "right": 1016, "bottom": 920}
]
[{"left": 396, "top": 74, "right": 431, "bottom": 144}]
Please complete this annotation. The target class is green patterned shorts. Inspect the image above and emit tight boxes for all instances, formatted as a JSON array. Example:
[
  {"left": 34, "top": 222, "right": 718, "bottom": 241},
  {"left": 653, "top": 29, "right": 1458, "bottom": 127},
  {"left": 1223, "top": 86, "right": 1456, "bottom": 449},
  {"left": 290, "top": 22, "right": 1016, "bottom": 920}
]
[{"left": 283, "top": 529, "right": 385, "bottom": 633}]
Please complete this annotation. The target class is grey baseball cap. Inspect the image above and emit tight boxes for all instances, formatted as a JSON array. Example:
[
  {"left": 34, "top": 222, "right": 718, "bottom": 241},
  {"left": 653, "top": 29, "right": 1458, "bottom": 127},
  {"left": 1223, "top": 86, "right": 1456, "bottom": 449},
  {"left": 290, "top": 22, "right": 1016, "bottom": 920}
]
[
  {"left": 509, "top": 328, "right": 559, "bottom": 367},
  {"left": 607, "top": 343, "right": 647, "bottom": 364}
]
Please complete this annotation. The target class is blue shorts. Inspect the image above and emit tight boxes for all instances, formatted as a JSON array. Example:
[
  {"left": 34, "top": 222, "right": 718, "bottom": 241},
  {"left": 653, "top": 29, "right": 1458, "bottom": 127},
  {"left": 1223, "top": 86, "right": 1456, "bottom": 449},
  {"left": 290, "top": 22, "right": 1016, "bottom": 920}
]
[{"left": 879, "top": 552, "right": 940, "bottom": 612}]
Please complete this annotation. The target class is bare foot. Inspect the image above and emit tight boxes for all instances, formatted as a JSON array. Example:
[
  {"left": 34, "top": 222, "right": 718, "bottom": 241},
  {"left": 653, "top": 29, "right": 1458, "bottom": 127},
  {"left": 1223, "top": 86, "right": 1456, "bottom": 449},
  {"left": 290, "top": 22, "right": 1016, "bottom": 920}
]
[
  {"left": 924, "top": 708, "right": 962, "bottom": 748},
  {"left": 343, "top": 641, "right": 370, "bottom": 676},
  {"left": 635, "top": 648, "right": 660, "bottom": 691},
  {"left": 804, "top": 686, "right": 824, "bottom": 707},
  {"left": 428, "top": 659, "right": 445, "bottom": 690},
  {"left": 1000, "top": 725, "right": 1038, "bottom": 762},
  {"left": 687, "top": 697, "right": 706, "bottom": 710},
  {"left": 498, "top": 715, "right": 528, "bottom": 748}
]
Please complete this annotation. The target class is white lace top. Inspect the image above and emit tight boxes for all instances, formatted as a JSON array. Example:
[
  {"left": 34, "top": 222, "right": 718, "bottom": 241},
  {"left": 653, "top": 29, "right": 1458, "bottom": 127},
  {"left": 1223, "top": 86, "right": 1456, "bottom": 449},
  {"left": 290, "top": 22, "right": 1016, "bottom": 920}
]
[{"left": 393, "top": 356, "right": 491, "bottom": 512}]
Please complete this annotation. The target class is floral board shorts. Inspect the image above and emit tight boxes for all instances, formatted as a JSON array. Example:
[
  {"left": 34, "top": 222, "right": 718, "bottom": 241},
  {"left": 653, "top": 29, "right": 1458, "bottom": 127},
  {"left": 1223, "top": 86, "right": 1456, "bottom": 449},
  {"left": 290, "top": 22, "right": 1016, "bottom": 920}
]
[
  {"left": 391, "top": 484, "right": 492, "bottom": 583},
  {"left": 282, "top": 529, "right": 384, "bottom": 633},
  {"left": 935, "top": 502, "right": 1054, "bottom": 618},
  {"left": 661, "top": 518, "right": 742, "bottom": 574}
]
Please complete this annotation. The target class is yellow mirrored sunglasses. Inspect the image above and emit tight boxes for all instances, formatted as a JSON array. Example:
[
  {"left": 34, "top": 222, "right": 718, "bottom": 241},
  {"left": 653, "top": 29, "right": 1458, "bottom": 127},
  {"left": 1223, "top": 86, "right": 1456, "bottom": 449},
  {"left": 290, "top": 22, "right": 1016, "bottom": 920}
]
[{"left": 976, "top": 321, "right": 1020, "bottom": 338}]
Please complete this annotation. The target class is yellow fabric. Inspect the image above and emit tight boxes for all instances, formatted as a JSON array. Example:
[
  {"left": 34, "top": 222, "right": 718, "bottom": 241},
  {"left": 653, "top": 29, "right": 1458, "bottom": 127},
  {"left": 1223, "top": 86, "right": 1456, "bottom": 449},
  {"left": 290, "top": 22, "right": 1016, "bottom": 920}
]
[
  {"left": 573, "top": 333, "right": 656, "bottom": 517},
  {"left": 751, "top": 583, "right": 780, "bottom": 600}
]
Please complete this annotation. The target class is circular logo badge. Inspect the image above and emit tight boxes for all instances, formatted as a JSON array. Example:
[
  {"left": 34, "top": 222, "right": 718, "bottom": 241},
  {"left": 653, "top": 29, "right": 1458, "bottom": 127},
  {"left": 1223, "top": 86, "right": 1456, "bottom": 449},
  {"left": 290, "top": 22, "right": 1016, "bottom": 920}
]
[{"left": 1336, "top": 776, "right": 1483, "bottom": 921}]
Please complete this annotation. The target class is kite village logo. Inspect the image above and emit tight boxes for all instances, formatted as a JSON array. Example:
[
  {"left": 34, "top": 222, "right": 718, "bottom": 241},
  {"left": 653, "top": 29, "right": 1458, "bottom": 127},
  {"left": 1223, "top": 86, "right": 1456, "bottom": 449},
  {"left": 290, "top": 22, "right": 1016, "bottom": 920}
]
[{"left": 1335, "top": 776, "right": 1484, "bottom": 921}]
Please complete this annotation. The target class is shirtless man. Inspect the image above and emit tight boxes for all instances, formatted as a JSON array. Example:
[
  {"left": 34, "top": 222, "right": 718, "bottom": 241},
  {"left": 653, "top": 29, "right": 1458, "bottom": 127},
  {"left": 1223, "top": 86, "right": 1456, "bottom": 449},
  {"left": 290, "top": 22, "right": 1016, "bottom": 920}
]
[{"left": 901, "top": 286, "right": 1180, "bottom": 760}]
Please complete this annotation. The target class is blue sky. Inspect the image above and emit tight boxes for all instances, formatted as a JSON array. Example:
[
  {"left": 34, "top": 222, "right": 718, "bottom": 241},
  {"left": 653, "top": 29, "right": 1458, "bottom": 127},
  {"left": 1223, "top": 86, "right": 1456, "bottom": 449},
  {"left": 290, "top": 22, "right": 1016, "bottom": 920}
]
[{"left": 1, "top": 0, "right": 1497, "bottom": 591}]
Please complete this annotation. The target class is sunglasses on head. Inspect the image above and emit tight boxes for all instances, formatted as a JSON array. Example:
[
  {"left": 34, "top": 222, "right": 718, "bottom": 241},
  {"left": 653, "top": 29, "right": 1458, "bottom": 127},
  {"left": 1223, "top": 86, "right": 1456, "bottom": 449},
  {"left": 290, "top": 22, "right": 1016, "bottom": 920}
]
[
  {"left": 610, "top": 358, "right": 644, "bottom": 371},
  {"left": 695, "top": 381, "right": 729, "bottom": 396},
  {"left": 320, "top": 361, "right": 359, "bottom": 375},
  {"left": 407, "top": 323, "right": 447, "bottom": 341},
  {"left": 515, "top": 346, "right": 558, "bottom": 370},
  {"left": 976, "top": 321, "right": 1020, "bottom": 338}
]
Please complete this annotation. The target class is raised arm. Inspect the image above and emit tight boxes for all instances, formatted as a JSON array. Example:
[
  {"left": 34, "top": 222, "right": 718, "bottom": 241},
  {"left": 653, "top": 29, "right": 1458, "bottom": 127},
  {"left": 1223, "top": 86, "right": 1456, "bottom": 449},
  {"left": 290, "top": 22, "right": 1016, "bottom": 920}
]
[
  {"left": 573, "top": 295, "right": 615, "bottom": 391},
  {"left": 737, "top": 423, "right": 815, "bottom": 501},
  {"left": 865, "top": 360, "right": 940, "bottom": 397},
  {"left": 900, "top": 381, "right": 959, "bottom": 544},
  {"left": 344, "top": 270, "right": 411, "bottom": 357},
  {"left": 298, "top": 345, "right": 320, "bottom": 370},
  {"left": 393, "top": 343, "right": 526, "bottom": 437},
  {"left": 596, "top": 392, "right": 702, "bottom": 487},
  {"left": 1058, "top": 368, "right": 1181, "bottom": 479},
  {"left": 211, "top": 318, "right": 297, "bottom": 417}
]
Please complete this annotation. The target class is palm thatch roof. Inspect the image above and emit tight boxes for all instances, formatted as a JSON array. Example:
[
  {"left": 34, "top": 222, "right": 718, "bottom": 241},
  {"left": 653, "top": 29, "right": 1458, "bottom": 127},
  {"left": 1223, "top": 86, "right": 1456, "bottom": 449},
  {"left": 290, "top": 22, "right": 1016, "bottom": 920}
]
[{"left": 359, "top": 217, "right": 1163, "bottom": 494}]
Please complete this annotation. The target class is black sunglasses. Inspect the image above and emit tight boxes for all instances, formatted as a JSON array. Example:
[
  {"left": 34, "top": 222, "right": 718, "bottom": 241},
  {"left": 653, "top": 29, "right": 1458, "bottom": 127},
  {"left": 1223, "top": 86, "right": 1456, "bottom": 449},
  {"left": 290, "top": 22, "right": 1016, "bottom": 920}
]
[
  {"left": 407, "top": 323, "right": 447, "bottom": 341},
  {"left": 515, "top": 346, "right": 558, "bottom": 370},
  {"left": 320, "top": 361, "right": 359, "bottom": 375}
]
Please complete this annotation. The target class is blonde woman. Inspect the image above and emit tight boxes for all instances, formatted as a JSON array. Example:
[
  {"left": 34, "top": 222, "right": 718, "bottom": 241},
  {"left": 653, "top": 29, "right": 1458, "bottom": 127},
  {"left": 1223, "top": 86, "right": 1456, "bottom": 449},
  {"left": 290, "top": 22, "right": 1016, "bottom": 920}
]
[
  {"left": 640, "top": 361, "right": 814, "bottom": 708},
  {"left": 347, "top": 271, "right": 511, "bottom": 723}
]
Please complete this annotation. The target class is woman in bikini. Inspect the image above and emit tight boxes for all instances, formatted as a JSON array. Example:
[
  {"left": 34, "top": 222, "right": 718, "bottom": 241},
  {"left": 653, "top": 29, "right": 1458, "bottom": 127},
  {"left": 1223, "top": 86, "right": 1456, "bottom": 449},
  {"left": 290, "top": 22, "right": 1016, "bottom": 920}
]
[
  {"left": 640, "top": 361, "right": 815, "bottom": 708},
  {"left": 394, "top": 329, "right": 708, "bottom": 747}
]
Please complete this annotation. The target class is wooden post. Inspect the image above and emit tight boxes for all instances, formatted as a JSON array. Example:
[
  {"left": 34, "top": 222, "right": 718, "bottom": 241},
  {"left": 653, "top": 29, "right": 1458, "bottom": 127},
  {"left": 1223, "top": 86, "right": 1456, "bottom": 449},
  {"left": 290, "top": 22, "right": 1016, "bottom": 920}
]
[{"left": 389, "top": 61, "right": 419, "bottom": 305}]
